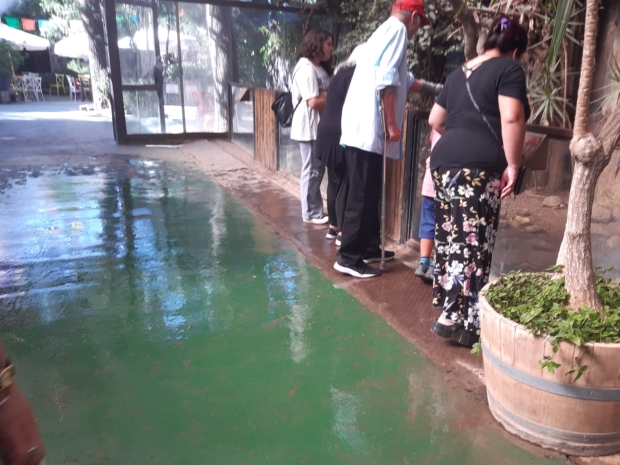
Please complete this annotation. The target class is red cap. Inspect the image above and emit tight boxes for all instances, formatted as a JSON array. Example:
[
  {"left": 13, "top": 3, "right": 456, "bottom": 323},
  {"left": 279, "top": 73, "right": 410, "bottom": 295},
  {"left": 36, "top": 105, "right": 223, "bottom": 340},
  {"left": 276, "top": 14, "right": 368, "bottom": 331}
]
[{"left": 392, "top": 0, "right": 431, "bottom": 27}]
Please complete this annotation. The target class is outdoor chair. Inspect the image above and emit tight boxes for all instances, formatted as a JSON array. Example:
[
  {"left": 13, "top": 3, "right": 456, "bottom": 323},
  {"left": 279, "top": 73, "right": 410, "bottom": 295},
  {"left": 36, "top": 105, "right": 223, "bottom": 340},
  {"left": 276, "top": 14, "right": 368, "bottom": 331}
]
[
  {"left": 33, "top": 76, "right": 45, "bottom": 102},
  {"left": 23, "top": 75, "right": 44, "bottom": 102},
  {"left": 23, "top": 75, "right": 36, "bottom": 101},
  {"left": 78, "top": 74, "right": 92, "bottom": 101},
  {"left": 10, "top": 76, "right": 27, "bottom": 101},
  {"left": 49, "top": 73, "right": 66, "bottom": 96},
  {"left": 67, "top": 76, "right": 81, "bottom": 102}
]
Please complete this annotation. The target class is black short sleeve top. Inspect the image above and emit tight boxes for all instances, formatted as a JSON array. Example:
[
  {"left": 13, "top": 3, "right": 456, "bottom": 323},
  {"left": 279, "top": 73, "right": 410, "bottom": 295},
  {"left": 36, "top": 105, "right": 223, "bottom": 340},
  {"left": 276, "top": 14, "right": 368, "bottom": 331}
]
[{"left": 431, "top": 56, "right": 531, "bottom": 173}]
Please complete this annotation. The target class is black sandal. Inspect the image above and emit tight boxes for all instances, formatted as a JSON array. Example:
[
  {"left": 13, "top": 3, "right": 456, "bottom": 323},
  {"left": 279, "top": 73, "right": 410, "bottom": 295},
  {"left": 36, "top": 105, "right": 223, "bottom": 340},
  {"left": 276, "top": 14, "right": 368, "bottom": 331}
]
[
  {"left": 450, "top": 328, "right": 480, "bottom": 348},
  {"left": 430, "top": 320, "right": 462, "bottom": 338}
]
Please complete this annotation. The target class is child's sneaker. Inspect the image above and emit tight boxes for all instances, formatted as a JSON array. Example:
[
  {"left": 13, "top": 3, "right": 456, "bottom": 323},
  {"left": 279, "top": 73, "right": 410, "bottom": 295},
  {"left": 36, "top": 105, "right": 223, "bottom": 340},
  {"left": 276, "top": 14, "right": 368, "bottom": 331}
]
[
  {"left": 415, "top": 262, "right": 429, "bottom": 278},
  {"left": 423, "top": 263, "right": 434, "bottom": 284}
]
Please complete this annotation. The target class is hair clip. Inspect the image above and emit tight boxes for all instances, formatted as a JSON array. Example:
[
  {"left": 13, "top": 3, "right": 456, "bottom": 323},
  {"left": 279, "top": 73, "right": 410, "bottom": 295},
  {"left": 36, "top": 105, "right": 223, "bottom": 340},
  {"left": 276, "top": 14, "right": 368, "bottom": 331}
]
[{"left": 500, "top": 17, "right": 510, "bottom": 31}]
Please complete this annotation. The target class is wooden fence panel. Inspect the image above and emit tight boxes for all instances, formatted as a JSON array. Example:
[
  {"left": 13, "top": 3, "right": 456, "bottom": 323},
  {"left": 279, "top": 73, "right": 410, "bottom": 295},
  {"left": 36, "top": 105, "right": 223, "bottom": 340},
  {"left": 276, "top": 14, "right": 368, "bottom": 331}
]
[
  {"left": 385, "top": 157, "right": 406, "bottom": 241},
  {"left": 254, "top": 89, "right": 277, "bottom": 172},
  {"left": 384, "top": 110, "right": 409, "bottom": 241}
]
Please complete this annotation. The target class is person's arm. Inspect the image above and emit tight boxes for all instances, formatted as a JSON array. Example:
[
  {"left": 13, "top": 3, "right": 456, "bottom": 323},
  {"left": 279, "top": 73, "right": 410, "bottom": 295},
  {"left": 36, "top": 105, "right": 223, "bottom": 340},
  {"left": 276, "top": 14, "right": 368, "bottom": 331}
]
[
  {"left": 373, "top": 23, "right": 408, "bottom": 142},
  {"left": 409, "top": 78, "right": 443, "bottom": 96},
  {"left": 307, "top": 90, "right": 327, "bottom": 112},
  {"left": 498, "top": 95, "right": 526, "bottom": 199},
  {"left": 0, "top": 343, "right": 46, "bottom": 465},
  {"left": 428, "top": 103, "right": 448, "bottom": 135},
  {"left": 381, "top": 90, "right": 400, "bottom": 142}
]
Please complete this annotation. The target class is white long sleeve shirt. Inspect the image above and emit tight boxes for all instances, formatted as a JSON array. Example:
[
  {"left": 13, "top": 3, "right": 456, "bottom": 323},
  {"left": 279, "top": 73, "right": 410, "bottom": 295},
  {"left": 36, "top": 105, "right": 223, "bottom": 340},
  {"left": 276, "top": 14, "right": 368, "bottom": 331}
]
[{"left": 340, "top": 17, "right": 414, "bottom": 159}]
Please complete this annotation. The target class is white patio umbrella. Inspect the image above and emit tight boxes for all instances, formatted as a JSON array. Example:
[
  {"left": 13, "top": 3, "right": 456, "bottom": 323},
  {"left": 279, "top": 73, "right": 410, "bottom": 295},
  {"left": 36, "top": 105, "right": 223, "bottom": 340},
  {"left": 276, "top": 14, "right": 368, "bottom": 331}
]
[
  {"left": 0, "top": 23, "right": 50, "bottom": 51},
  {"left": 54, "top": 32, "right": 90, "bottom": 59},
  {"left": 118, "top": 26, "right": 196, "bottom": 52}
]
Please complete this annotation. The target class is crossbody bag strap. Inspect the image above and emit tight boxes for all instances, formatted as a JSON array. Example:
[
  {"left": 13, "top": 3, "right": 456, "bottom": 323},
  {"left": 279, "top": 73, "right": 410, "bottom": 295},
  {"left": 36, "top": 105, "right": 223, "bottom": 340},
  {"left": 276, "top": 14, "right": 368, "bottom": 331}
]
[{"left": 464, "top": 78, "right": 503, "bottom": 150}]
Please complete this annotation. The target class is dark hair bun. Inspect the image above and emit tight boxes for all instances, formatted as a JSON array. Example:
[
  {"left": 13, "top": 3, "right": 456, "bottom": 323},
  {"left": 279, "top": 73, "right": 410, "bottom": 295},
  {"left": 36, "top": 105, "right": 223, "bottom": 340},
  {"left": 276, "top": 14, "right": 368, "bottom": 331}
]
[{"left": 484, "top": 17, "right": 528, "bottom": 58}]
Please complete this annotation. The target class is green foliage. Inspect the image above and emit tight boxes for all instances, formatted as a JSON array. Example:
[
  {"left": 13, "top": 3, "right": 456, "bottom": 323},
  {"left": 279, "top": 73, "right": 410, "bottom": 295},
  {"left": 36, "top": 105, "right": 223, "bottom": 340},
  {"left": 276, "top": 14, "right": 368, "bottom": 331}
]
[
  {"left": 471, "top": 341, "right": 482, "bottom": 356},
  {"left": 5, "top": 0, "right": 46, "bottom": 19},
  {"left": 528, "top": 59, "right": 574, "bottom": 126},
  {"left": 523, "top": 0, "right": 584, "bottom": 127},
  {"left": 485, "top": 268, "right": 620, "bottom": 379},
  {"left": 67, "top": 59, "right": 89, "bottom": 75},
  {"left": 539, "top": 359, "right": 561, "bottom": 373},
  {"left": 0, "top": 40, "right": 26, "bottom": 78},
  {"left": 257, "top": 18, "right": 303, "bottom": 85},
  {"left": 547, "top": 0, "right": 576, "bottom": 69}
]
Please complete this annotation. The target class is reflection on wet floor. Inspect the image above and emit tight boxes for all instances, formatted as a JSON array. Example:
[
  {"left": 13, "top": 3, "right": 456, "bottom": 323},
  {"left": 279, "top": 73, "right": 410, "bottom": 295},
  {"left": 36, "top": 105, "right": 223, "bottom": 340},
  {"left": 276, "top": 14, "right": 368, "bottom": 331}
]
[{"left": 0, "top": 159, "right": 562, "bottom": 464}]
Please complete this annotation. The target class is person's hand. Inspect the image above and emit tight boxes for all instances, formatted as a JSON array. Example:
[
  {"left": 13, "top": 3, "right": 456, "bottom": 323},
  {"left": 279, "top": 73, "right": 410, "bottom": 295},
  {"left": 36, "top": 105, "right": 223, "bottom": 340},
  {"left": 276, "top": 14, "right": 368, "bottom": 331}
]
[
  {"left": 500, "top": 166, "right": 519, "bottom": 200},
  {"left": 386, "top": 122, "right": 402, "bottom": 142},
  {"left": 0, "top": 386, "right": 45, "bottom": 465}
]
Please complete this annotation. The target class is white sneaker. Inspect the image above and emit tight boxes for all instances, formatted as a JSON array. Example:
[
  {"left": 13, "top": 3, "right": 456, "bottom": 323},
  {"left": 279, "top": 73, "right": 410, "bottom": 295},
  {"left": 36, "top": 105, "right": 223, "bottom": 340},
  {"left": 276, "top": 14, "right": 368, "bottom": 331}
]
[
  {"left": 335, "top": 238, "right": 341, "bottom": 247},
  {"left": 303, "top": 216, "right": 329, "bottom": 225}
]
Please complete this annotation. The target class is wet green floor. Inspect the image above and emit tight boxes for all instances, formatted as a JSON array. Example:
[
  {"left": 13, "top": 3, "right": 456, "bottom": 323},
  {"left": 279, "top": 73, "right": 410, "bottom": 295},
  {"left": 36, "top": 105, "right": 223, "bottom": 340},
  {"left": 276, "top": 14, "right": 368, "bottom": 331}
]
[{"left": 0, "top": 159, "right": 563, "bottom": 464}]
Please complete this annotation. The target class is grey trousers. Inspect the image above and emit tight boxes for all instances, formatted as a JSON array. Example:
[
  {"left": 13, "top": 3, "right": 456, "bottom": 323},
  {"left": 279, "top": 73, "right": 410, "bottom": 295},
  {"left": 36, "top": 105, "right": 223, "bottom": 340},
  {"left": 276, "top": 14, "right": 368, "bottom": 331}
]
[{"left": 299, "top": 141, "right": 325, "bottom": 219}]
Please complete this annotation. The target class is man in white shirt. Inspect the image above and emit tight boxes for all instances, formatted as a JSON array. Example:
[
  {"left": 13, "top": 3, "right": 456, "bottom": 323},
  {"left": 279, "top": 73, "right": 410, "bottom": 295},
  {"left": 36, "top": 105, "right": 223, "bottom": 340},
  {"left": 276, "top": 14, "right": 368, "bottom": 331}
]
[{"left": 335, "top": 0, "right": 437, "bottom": 279}]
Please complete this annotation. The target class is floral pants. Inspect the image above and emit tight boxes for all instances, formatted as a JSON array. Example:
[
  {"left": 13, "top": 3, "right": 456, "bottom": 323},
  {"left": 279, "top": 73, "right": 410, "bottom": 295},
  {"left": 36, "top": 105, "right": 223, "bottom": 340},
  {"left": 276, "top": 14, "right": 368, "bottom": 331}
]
[{"left": 432, "top": 168, "right": 502, "bottom": 332}]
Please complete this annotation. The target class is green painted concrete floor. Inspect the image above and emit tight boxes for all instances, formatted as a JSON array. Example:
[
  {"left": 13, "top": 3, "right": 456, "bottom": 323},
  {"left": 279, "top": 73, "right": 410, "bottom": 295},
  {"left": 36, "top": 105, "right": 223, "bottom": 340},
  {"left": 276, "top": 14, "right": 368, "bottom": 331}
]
[{"left": 0, "top": 158, "right": 564, "bottom": 464}]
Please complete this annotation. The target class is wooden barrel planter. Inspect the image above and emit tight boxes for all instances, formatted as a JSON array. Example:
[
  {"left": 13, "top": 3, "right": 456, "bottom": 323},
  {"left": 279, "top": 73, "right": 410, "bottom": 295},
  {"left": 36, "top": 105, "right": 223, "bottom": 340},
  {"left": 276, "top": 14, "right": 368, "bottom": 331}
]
[{"left": 480, "top": 286, "right": 620, "bottom": 456}]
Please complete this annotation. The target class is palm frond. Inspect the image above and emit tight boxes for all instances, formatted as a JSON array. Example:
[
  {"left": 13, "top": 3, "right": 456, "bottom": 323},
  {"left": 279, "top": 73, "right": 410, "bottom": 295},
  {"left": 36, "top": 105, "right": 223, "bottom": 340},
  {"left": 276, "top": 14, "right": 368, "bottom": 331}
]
[{"left": 548, "top": 0, "right": 575, "bottom": 68}]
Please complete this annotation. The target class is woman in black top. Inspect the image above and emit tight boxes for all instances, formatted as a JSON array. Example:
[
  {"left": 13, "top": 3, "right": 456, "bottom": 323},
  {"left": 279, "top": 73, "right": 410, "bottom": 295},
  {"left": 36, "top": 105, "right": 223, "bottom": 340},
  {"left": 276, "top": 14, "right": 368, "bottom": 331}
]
[
  {"left": 316, "top": 44, "right": 366, "bottom": 242},
  {"left": 427, "top": 17, "right": 530, "bottom": 347}
]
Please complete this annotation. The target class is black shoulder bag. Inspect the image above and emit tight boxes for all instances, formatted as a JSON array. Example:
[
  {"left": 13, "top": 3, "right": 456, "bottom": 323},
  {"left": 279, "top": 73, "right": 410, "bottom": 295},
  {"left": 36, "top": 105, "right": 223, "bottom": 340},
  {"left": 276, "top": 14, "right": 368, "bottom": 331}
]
[
  {"left": 272, "top": 89, "right": 302, "bottom": 128},
  {"left": 464, "top": 78, "right": 527, "bottom": 195}
]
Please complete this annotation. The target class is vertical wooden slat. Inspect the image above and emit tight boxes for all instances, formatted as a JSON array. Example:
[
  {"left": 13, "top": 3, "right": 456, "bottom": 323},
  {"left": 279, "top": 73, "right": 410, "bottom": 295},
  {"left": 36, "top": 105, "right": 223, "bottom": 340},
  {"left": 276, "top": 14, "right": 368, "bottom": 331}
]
[
  {"left": 384, "top": 108, "right": 408, "bottom": 241},
  {"left": 253, "top": 88, "right": 277, "bottom": 172}
]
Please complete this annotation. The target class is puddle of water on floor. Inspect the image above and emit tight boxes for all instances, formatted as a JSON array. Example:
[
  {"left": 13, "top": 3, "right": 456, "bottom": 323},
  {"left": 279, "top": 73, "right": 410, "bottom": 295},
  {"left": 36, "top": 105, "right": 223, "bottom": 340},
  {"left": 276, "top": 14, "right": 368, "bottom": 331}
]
[{"left": 0, "top": 161, "right": 562, "bottom": 464}]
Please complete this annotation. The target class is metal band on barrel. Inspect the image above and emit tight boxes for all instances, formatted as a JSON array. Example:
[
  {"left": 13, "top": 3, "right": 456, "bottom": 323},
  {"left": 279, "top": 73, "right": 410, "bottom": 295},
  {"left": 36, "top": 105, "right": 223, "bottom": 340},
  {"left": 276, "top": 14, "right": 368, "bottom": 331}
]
[
  {"left": 482, "top": 343, "right": 620, "bottom": 401},
  {"left": 487, "top": 390, "right": 620, "bottom": 443}
]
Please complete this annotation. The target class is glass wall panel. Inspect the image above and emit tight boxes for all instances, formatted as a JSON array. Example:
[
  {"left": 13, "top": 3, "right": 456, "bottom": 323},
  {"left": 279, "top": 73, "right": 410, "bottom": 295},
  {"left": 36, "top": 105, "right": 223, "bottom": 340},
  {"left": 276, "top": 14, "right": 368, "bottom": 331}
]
[
  {"left": 123, "top": 90, "right": 162, "bottom": 135},
  {"left": 178, "top": 2, "right": 218, "bottom": 132},
  {"left": 491, "top": 139, "right": 572, "bottom": 279},
  {"left": 231, "top": 85, "right": 254, "bottom": 155},
  {"left": 116, "top": 4, "right": 156, "bottom": 85},
  {"left": 231, "top": 8, "right": 332, "bottom": 89},
  {"left": 278, "top": 126, "right": 301, "bottom": 178},
  {"left": 278, "top": 126, "right": 327, "bottom": 195},
  {"left": 111, "top": 0, "right": 332, "bottom": 139},
  {"left": 159, "top": 0, "right": 185, "bottom": 133}
]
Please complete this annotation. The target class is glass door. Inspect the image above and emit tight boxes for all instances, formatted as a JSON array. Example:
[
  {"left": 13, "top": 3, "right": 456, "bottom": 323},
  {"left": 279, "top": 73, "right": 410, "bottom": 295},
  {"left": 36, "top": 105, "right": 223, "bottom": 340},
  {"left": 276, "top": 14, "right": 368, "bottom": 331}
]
[{"left": 115, "top": 1, "right": 173, "bottom": 135}]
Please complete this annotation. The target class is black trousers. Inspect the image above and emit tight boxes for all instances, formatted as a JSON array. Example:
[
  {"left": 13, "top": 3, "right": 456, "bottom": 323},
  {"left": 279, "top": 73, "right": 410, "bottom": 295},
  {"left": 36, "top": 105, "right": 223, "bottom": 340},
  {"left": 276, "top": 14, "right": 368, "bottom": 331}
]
[
  {"left": 337, "top": 146, "right": 382, "bottom": 266},
  {"left": 326, "top": 153, "right": 348, "bottom": 230}
]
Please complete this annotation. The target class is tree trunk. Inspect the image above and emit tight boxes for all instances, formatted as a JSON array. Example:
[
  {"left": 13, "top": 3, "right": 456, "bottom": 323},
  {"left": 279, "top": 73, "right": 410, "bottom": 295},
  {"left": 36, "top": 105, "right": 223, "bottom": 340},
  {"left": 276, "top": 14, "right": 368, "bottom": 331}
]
[
  {"left": 446, "top": 0, "right": 479, "bottom": 60},
  {"left": 558, "top": 151, "right": 605, "bottom": 311},
  {"left": 81, "top": 0, "right": 109, "bottom": 111},
  {"left": 557, "top": 0, "right": 620, "bottom": 313},
  {"left": 206, "top": 5, "right": 232, "bottom": 133}
]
